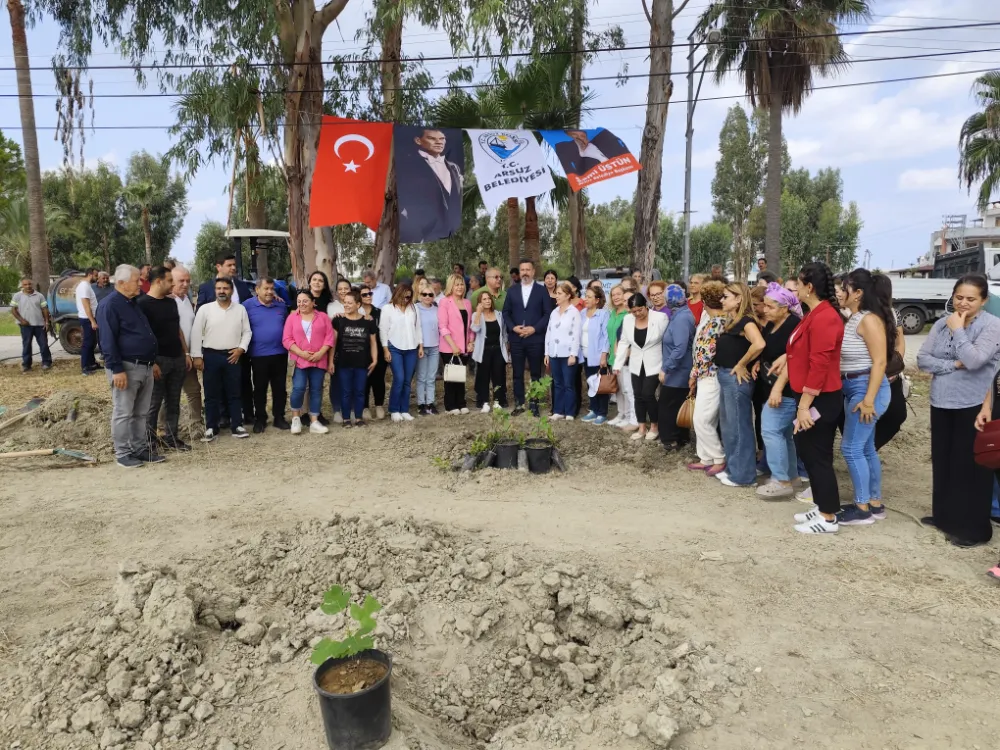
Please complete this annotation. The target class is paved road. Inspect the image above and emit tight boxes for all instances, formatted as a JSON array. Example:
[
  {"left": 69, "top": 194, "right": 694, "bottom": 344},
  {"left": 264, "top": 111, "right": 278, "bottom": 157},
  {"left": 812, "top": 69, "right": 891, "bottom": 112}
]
[
  {"left": 0, "top": 332, "right": 934, "bottom": 369},
  {"left": 0, "top": 333, "right": 74, "bottom": 365}
]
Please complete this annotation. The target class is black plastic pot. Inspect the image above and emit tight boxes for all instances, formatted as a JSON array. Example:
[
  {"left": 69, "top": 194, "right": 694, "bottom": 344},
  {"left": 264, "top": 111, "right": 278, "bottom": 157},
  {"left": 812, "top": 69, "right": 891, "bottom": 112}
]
[
  {"left": 313, "top": 649, "right": 393, "bottom": 750},
  {"left": 524, "top": 438, "right": 553, "bottom": 474},
  {"left": 495, "top": 440, "right": 520, "bottom": 469},
  {"left": 477, "top": 449, "right": 497, "bottom": 469}
]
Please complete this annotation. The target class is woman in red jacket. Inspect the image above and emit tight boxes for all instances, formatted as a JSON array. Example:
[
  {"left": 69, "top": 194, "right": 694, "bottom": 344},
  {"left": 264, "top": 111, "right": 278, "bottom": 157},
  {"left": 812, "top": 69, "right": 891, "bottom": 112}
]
[{"left": 785, "top": 262, "right": 846, "bottom": 534}]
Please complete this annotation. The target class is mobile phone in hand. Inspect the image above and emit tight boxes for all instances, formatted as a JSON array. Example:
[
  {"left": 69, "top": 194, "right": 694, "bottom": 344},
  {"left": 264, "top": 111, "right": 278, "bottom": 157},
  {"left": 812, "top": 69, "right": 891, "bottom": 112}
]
[{"left": 793, "top": 406, "right": 821, "bottom": 430}]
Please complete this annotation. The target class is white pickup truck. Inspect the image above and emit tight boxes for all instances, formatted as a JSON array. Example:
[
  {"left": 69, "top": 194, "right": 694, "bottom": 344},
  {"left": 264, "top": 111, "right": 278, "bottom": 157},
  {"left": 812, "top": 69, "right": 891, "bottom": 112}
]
[{"left": 891, "top": 277, "right": 1000, "bottom": 334}]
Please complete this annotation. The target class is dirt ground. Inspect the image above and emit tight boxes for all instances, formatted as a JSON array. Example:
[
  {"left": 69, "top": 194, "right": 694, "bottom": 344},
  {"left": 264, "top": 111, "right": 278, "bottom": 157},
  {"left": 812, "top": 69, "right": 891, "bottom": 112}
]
[{"left": 1, "top": 360, "right": 999, "bottom": 750}]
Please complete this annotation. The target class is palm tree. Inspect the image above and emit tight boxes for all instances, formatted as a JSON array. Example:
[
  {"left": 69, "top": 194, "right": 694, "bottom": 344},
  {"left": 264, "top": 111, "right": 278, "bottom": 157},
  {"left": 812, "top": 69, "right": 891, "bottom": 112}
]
[
  {"left": 699, "top": 0, "right": 871, "bottom": 271},
  {"left": 169, "top": 65, "right": 278, "bottom": 277},
  {"left": 7, "top": 0, "right": 50, "bottom": 290},
  {"left": 123, "top": 181, "right": 158, "bottom": 265},
  {"left": 0, "top": 197, "right": 75, "bottom": 275},
  {"left": 959, "top": 70, "right": 1000, "bottom": 212}
]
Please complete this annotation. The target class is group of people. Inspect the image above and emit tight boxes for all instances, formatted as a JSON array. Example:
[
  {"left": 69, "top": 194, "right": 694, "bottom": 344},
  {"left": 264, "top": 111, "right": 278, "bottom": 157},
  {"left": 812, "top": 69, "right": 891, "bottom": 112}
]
[{"left": 29, "top": 254, "right": 1000, "bottom": 563}]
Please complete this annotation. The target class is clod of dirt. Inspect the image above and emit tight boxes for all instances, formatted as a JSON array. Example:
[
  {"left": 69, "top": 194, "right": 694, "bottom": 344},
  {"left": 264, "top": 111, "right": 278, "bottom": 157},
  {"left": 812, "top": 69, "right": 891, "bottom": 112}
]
[{"left": 0, "top": 515, "right": 753, "bottom": 750}]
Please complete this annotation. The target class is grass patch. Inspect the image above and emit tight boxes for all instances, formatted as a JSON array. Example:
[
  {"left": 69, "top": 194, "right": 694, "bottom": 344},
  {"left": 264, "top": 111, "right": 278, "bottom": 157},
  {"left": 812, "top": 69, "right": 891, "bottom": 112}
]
[{"left": 0, "top": 313, "right": 18, "bottom": 336}]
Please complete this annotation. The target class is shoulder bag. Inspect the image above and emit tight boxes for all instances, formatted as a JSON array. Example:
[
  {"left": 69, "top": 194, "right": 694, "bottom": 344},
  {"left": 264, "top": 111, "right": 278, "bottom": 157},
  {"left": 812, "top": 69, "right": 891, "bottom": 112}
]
[
  {"left": 676, "top": 394, "right": 696, "bottom": 430},
  {"left": 596, "top": 366, "right": 618, "bottom": 395}
]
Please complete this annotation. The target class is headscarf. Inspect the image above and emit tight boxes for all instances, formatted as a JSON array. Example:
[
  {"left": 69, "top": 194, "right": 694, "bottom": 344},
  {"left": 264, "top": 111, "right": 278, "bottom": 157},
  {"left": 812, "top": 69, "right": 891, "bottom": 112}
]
[
  {"left": 666, "top": 284, "right": 687, "bottom": 310},
  {"left": 764, "top": 282, "right": 803, "bottom": 318}
]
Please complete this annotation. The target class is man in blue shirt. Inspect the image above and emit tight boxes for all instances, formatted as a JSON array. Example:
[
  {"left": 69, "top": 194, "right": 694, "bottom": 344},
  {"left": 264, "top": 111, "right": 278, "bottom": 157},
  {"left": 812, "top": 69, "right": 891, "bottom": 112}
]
[
  {"left": 97, "top": 264, "right": 161, "bottom": 469},
  {"left": 245, "top": 277, "right": 290, "bottom": 433}
]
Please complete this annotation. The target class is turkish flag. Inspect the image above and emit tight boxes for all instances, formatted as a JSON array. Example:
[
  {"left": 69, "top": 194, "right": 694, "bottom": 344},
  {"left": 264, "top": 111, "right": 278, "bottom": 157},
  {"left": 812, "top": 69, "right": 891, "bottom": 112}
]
[{"left": 309, "top": 116, "right": 392, "bottom": 230}]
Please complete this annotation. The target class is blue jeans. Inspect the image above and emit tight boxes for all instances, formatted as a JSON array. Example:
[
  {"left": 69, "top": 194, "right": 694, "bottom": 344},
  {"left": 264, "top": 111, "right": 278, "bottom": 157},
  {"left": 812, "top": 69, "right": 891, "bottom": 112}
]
[
  {"left": 761, "top": 396, "right": 798, "bottom": 482},
  {"left": 841, "top": 374, "right": 891, "bottom": 505},
  {"left": 550, "top": 357, "right": 577, "bottom": 417},
  {"left": 416, "top": 346, "right": 439, "bottom": 405},
  {"left": 203, "top": 349, "right": 243, "bottom": 432},
  {"left": 291, "top": 365, "right": 326, "bottom": 416},
  {"left": 327, "top": 369, "right": 341, "bottom": 415},
  {"left": 388, "top": 345, "right": 418, "bottom": 414},
  {"left": 339, "top": 367, "right": 368, "bottom": 420},
  {"left": 20, "top": 325, "right": 51, "bottom": 369},
  {"left": 717, "top": 369, "right": 756, "bottom": 485},
  {"left": 584, "top": 364, "right": 610, "bottom": 417},
  {"left": 80, "top": 318, "right": 97, "bottom": 372},
  {"left": 992, "top": 478, "right": 999, "bottom": 517}
]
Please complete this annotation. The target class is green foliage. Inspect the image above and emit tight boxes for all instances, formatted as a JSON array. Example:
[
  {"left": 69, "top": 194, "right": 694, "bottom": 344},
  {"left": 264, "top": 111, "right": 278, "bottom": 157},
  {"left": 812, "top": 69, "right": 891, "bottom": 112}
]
[
  {"left": 0, "top": 130, "right": 25, "bottom": 226},
  {"left": 430, "top": 455, "right": 451, "bottom": 471},
  {"left": 310, "top": 586, "right": 382, "bottom": 665},
  {"left": 193, "top": 220, "right": 231, "bottom": 285},
  {"left": 1, "top": 195, "right": 77, "bottom": 274},
  {"left": 526, "top": 375, "right": 553, "bottom": 406},
  {"left": 120, "top": 152, "right": 188, "bottom": 266},
  {"left": 712, "top": 105, "right": 764, "bottom": 282},
  {"left": 959, "top": 70, "right": 1000, "bottom": 211}
]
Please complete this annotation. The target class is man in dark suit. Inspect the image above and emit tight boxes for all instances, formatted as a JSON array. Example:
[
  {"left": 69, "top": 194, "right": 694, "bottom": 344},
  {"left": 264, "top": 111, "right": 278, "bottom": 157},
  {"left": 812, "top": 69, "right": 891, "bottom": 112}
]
[
  {"left": 196, "top": 254, "right": 254, "bottom": 306},
  {"left": 398, "top": 129, "right": 463, "bottom": 243},
  {"left": 554, "top": 128, "right": 630, "bottom": 177},
  {"left": 502, "top": 258, "right": 556, "bottom": 416},
  {"left": 196, "top": 253, "right": 255, "bottom": 425}
]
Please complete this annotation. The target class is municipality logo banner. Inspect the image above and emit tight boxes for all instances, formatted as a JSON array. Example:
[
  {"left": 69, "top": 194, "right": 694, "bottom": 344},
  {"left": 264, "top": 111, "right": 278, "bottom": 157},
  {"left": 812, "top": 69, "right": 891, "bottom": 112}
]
[{"left": 467, "top": 129, "right": 555, "bottom": 212}]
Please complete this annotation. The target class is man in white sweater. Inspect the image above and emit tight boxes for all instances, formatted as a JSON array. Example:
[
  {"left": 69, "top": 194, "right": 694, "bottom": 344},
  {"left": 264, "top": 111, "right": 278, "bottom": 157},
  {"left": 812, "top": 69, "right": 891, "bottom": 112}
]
[{"left": 191, "top": 278, "right": 252, "bottom": 441}]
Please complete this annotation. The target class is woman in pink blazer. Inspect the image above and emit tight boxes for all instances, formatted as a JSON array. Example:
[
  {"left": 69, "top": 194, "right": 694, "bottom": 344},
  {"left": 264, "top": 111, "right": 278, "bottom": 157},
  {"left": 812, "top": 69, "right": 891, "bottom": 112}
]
[
  {"left": 438, "top": 273, "right": 475, "bottom": 414},
  {"left": 282, "top": 290, "right": 335, "bottom": 434}
]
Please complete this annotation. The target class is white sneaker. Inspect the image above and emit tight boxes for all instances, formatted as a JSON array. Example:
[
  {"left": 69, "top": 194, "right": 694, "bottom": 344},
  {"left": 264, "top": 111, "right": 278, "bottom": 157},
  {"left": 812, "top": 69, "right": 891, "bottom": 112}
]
[
  {"left": 607, "top": 416, "right": 622, "bottom": 427},
  {"left": 565, "top": 416, "right": 574, "bottom": 421},
  {"left": 551, "top": 414, "right": 565, "bottom": 421},
  {"left": 333, "top": 412, "right": 344, "bottom": 424},
  {"left": 794, "top": 515, "right": 838, "bottom": 534},
  {"left": 310, "top": 420, "right": 329, "bottom": 434},
  {"left": 716, "top": 471, "right": 749, "bottom": 488},
  {"left": 757, "top": 481, "right": 795, "bottom": 499},
  {"left": 460, "top": 408, "right": 469, "bottom": 415},
  {"left": 401, "top": 412, "right": 415, "bottom": 421},
  {"left": 492, "top": 403, "right": 503, "bottom": 411},
  {"left": 363, "top": 408, "right": 372, "bottom": 420},
  {"left": 201, "top": 428, "right": 217, "bottom": 443},
  {"left": 793, "top": 506, "right": 821, "bottom": 523},
  {"left": 481, "top": 404, "right": 491, "bottom": 414},
  {"left": 448, "top": 409, "right": 461, "bottom": 416},
  {"left": 290, "top": 417, "right": 302, "bottom": 434},
  {"left": 232, "top": 426, "right": 250, "bottom": 439},
  {"left": 375, "top": 406, "right": 386, "bottom": 420},
  {"left": 391, "top": 413, "right": 403, "bottom": 423},
  {"left": 795, "top": 486, "right": 814, "bottom": 503}
]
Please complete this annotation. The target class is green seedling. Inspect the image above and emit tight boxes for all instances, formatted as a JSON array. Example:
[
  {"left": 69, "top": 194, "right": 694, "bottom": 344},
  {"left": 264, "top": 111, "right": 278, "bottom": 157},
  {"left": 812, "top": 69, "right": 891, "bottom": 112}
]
[
  {"left": 430, "top": 455, "right": 451, "bottom": 471},
  {"left": 310, "top": 586, "right": 382, "bottom": 665}
]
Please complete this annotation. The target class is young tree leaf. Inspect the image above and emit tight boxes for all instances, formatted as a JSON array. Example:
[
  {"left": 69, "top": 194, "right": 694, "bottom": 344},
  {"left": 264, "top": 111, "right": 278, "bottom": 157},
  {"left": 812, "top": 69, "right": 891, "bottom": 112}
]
[
  {"left": 360, "top": 594, "right": 382, "bottom": 617},
  {"left": 355, "top": 614, "right": 377, "bottom": 637},
  {"left": 321, "top": 585, "right": 351, "bottom": 615},
  {"left": 310, "top": 637, "right": 350, "bottom": 665}
]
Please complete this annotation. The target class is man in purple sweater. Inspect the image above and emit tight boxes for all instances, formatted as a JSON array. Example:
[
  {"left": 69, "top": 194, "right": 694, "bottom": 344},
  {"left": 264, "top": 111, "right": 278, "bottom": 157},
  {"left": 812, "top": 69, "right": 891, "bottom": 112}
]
[{"left": 244, "top": 278, "right": 290, "bottom": 433}]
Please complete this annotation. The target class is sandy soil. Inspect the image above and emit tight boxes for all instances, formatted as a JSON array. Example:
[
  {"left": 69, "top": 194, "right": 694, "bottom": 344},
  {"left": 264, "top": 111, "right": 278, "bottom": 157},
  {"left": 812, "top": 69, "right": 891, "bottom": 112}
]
[{"left": 1, "top": 361, "right": 999, "bottom": 749}]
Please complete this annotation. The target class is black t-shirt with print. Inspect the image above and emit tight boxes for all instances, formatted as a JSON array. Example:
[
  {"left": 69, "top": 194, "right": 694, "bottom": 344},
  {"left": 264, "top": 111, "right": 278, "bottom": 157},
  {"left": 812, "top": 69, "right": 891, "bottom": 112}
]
[{"left": 333, "top": 316, "right": 376, "bottom": 369}]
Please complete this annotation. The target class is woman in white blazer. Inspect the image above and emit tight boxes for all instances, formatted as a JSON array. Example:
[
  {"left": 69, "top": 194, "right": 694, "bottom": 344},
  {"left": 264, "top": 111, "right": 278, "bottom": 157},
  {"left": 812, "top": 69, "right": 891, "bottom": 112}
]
[{"left": 613, "top": 293, "right": 669, "bottom": 441}]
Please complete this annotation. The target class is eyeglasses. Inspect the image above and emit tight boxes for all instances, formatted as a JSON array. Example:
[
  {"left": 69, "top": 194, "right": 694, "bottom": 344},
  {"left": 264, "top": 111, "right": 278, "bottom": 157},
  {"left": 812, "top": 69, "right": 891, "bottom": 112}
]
[{"left": 420, "top": 292, "right": 435, "bottom": 298}]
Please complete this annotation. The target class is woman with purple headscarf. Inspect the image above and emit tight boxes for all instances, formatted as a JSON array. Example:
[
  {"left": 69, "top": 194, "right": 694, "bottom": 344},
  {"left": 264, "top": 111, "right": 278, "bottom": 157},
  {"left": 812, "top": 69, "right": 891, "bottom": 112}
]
[{"left": 756, "top": 283, "right": 804, "bottom": 499}]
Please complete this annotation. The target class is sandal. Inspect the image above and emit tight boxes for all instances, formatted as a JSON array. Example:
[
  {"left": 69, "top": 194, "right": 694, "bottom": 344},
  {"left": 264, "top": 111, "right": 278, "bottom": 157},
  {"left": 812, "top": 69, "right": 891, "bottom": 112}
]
[
  {"left": 987, "top": 566, "right": 1000, "bottom": 581},
  {"left": 686, "top": 462, "right": 711, "bottom": 472}
]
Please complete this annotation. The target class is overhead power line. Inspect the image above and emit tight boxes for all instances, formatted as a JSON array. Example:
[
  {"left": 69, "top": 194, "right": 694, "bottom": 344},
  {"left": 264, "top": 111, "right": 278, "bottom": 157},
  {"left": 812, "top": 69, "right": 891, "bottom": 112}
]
[
  {"left": 2, "top": 44, "right": 998, "bottom": 100},
  {"left": 1, "top": 20, "right": 998, "bottom": 72},
  {"left": 2, "top": 65, "right": 992, "bottom": 131}
]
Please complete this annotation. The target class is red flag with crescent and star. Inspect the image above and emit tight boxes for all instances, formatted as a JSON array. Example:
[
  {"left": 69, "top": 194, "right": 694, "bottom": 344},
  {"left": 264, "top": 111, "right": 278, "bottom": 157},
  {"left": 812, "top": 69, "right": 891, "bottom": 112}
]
[{"left": 309, "top": 116, "right": 393, "bottom": 230}]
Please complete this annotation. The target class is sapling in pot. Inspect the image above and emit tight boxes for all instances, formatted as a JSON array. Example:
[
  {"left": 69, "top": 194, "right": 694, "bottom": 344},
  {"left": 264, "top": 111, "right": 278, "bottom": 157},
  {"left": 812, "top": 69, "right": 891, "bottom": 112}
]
[{"left": 311, "top": 586, "right": 393, "bottom": 750}]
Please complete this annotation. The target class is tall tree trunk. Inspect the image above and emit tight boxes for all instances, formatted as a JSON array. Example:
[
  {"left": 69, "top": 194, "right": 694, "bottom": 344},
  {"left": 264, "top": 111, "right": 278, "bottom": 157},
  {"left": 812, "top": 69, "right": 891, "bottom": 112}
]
[
  {"left": 765, "top": 84, "right": 783, "bottom": 272},
  {"left": 280, "top": 0, "right": 346, "bottom": 286},
  {"left": 523, "top": 196, "right": 540, "bottom": 265},
  {"left": 372, "top": 0, "right": 403, "bottom": 285},
  {"left": 244, "top": 154, "right": 269, "bottom": 278},
  {"left": 142, "top": 209, "right": 153, "bottom": 265},
  {"left": 101, "top": 234, "right": 111, "bottom": 273},
  {"left": 567, "top": 0, "right": 590, "bottom": 278},
  {"left": 9, "top": 0, "right": 50, "bottom": 293},
  {"left": 568, "top": 193, "right": 589, "bottom": 277},
  {"left": 506, "top": 198, "right": 521, "bottom": 269},
  {"left": 631, "top": 0, "right": 673, "bottom": 280}
]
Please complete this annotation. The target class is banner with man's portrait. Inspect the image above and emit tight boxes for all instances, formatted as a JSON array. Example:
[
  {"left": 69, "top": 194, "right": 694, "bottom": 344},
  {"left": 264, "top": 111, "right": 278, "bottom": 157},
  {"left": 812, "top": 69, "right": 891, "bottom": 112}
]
[
  {"left": 539, "top": 127, "right": 641, "bottom": 192},
  {"left": 393, "top": 126, "right": 466, "bottom": 244}
]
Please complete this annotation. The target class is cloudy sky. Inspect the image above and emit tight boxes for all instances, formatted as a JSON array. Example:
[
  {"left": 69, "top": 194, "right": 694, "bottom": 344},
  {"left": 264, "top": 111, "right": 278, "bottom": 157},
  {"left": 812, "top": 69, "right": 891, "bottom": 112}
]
[{"left": 1, "top": 0, "right": 995, "bottom": 272}]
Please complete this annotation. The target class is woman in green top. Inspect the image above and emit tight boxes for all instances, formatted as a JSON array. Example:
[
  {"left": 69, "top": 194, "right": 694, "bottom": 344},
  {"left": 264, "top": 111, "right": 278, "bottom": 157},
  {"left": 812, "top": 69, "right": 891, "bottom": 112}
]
[{"left": 607, "top": 284, "right": 638, "bottom": 429}]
